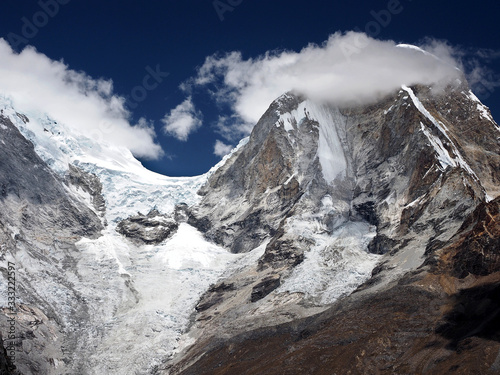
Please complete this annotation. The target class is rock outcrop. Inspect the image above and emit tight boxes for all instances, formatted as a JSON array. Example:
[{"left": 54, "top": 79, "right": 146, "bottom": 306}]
[
  {"left": 65, "top": 164, "right": 107, "bottom": 220},
  {"left": 116, "top": 209, "right": 178, "bottom": 245}
]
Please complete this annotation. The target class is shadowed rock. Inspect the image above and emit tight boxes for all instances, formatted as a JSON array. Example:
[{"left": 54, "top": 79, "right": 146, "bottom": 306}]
[
  {"left": 250, "top": 275, "right": 281, "bottom": 302},
  {"left": 116, "top": 209, "right": 178, "bottom": 245}
]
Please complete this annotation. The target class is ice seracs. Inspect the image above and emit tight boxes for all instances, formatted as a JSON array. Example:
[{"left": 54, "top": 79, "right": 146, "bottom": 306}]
[{"left": 0, "top": 94, "right": 261, "bottom": 374}]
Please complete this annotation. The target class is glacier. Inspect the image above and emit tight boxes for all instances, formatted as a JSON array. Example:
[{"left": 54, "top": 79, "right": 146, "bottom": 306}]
[
  {"left": 0, "top": 95, "right": 256, "bottom": 373},
  {"left": 0, "top": 91, "right": 382, "bottom": 373}
]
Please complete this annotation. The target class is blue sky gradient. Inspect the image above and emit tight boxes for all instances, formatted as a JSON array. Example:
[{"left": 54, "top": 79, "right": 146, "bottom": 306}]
[{"left": 0, "top": 0, "right": 498, "bottom": 176}]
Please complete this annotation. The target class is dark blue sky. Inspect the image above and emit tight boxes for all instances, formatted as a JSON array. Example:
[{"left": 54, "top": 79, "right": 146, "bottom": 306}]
[{"left": 0, "top": 0, "right": 499, "bottom": 176}]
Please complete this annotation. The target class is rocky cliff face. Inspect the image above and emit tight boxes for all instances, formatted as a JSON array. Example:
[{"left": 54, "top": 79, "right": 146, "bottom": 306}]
[
  {"left": 65, "top": 164, "right": 107, "bottom": 221},
  {"left": 190, "top": 83, "right": 498, "bottom": 273},
  {"left": 168, "top": 196, "right": 500, "bottom": 375},
  {"left": 167, "top": 82, "right": 500, "bottom": 374},
  {"left": 0, "top": 115, "right": 104, "bottom": 374}
]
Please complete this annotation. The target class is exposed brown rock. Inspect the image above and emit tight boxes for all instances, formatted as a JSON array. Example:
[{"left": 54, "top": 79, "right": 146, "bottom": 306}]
[
  {"left": 434, "top": 196, "right": 500, "bottom": 279},
  {"left": 250, "top": 275, "right": 281, "bottom": 302},
  {"left": 168, "top": 195, "right": 500, "bottom": 375}
]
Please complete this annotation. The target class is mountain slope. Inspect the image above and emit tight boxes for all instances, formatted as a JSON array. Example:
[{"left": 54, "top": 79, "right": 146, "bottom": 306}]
[
  {"left": 0, "top": 75, "right": 499, "bottom": 375},
  {"left": 0, "top": 96, "right": 252, "bottom": 374},
  {"left": 0, "top": 113, "right": 103, "bottom": 374},
  {"left": 169, "top": 196, "right": 500, "bottom": 375},
  {"left": 167, "top": 81, "right": 500, "bottom": 374}
]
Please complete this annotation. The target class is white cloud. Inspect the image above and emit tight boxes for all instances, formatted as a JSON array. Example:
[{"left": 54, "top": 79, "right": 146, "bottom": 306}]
[
  {"left": 183, "top": 32, "right": 467, "bottom": 131},
  {"left": 162, "top": 97, "right": 202, "bottom": 141},
  {"left": 213, "top": 139, "right": 233, "bottom": 157},
  {"left": 0, "top": 39, "right": 163, "bottom": 159},
  {"left": 436, "top": 42, "right": 500, "bottom": 97},
  {"left": 214, "top": 115, "right": 253, "bottom": 143}
]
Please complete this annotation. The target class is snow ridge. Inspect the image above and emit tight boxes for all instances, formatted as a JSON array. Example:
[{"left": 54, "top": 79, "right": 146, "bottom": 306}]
[{"left": 402, "top": 86, "right": 478, "bottom": 177}]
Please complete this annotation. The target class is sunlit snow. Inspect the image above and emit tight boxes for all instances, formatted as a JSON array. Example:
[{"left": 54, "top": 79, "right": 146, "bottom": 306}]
[
  {"left": 279, "top": 219, "right": 379, "bottom": 305},
  {"left": 0, "top": 94, "right": 255, "bottom": 373}
]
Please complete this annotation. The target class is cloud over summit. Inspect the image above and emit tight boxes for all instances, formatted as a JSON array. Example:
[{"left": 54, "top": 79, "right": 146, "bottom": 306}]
[
  {"left": 187, "top": 32, "right": 464, "bottom": 128},
  {"left": 0, "top": 39, "right": 163, "bottom": 159}
]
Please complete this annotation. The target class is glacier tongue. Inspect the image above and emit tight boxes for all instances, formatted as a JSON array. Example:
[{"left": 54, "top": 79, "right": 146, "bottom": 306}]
[
  {"left": 0, "top": 95, "right": 258, "bottom": 374},
  {"left": 74, "top": 224, "right": 249, "bottom": 374}
]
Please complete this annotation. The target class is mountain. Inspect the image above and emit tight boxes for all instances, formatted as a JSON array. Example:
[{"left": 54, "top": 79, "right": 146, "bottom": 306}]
[
  {"left": 164, "top": 81, "right": 500, "bottom": 374},
  {"left": 167, "top": 197, "right": 500, "bottom": 375},
  {"left": 0, "top": 95, "right": 239, "bottom": 374},
  {"left": 0, "top": 75, "right": 499, "bottom": 375}
]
